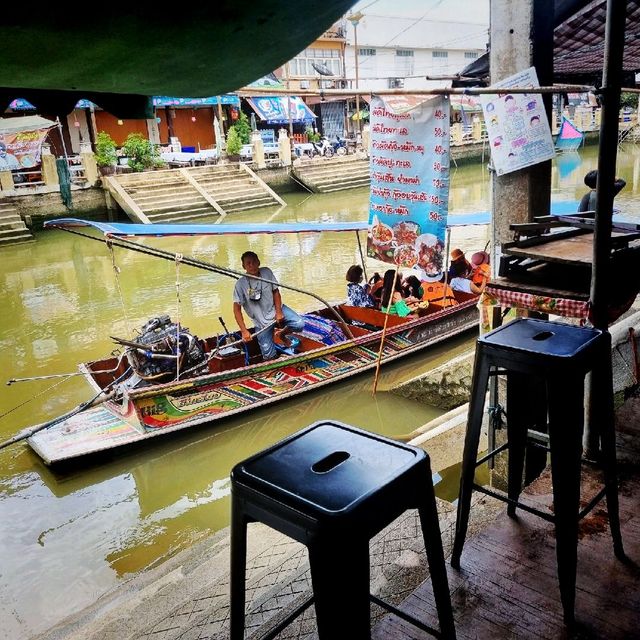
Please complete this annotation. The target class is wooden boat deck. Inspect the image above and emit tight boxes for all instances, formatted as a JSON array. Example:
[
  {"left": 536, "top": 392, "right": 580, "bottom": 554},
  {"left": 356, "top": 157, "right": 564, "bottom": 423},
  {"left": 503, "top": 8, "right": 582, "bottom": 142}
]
[{"left": 372, "top": 395, "right": 640, "bottom": 639}]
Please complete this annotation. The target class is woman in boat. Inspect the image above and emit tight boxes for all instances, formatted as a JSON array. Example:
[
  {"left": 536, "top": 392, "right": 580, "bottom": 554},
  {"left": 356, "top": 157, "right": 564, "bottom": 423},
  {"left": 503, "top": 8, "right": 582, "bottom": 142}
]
[
  {"left": 448, "top": 248, "right": 472, "bottom": 279},
  {"left": 380, "top": 269, "right": 419, "bottom": 317},
  {"left": 402, "top": 274, "right": 424, "bottom": 300},
  {"left": 470, "top": 251, "right": 491, "bottom": 289},
  {"left": 449, "top": 259, "right": 486, "bottom": 295},
  {"left": 368, "top": 272, "right": 384, "bottom": 307},
  {"left": 345, "top": 265, "right": 375, "bottom": 308}
]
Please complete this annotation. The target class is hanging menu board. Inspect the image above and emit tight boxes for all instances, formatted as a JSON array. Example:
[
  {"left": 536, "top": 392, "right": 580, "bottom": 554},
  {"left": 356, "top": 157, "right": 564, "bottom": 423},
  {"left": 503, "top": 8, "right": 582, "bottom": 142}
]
[
  {"left": 367, "top": 95, "right": 450, "bottom": 281},
  {"left": 480, "top": 66, "right": 555, "bottom": 176}
]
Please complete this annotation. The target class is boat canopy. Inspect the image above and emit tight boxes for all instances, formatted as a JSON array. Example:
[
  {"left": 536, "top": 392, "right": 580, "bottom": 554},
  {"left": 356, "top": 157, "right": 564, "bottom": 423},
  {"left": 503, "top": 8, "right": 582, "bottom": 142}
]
[{"left": 43, "top": 214, "right": 491, "bottom": 237}]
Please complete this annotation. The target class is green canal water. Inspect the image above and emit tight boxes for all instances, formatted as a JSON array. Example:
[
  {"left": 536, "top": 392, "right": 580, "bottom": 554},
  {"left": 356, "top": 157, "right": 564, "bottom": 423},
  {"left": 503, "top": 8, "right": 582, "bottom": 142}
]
[{"left": 2, "top": 145, "right": 640, "bottom": 637}]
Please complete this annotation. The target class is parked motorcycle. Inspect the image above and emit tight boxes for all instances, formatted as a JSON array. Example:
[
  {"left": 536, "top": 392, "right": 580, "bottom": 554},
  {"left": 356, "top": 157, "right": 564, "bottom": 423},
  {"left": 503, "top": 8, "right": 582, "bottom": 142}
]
[
  {"left": 330, "top": 136, "right": 348, "bottom": 156},
  {"left": 310, "top": 136, "right": 334, "bottom": 158}
]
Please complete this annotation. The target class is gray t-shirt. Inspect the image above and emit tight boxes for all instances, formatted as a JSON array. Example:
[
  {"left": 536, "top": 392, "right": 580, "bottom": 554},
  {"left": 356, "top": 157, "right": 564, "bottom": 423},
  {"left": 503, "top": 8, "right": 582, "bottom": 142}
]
[{"left": 233, "top": 267, "right": 279, "bottom": 329}]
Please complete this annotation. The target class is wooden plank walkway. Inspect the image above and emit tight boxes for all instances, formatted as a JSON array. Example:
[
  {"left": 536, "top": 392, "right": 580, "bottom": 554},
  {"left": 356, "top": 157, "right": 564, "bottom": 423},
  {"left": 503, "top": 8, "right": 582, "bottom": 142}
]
[{"left": 373, "top": 397, "right": 640, "bottom": 639}]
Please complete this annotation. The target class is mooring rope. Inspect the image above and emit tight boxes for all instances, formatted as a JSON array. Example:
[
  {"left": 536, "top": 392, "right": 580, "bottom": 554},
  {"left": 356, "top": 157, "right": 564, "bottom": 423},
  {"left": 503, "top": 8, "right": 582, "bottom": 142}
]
[
  {"left": 107, "top": 240, "right": 132, "bottom": 337},
  {"left": 0, "top": 375, "right": 73, "bottom": 422}
]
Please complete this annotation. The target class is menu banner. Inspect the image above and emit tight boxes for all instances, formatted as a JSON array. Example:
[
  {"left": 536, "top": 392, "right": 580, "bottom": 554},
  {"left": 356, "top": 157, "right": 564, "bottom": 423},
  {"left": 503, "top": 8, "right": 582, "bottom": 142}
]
[
  {"left": 0, "top": 129, "right": 51, "bottom": 170},
  {"left": 480, "top": 66, "right": 555, "bottom": 176},
  {"left": 367, "top": 95, "right": 450, "bottom": 281}
]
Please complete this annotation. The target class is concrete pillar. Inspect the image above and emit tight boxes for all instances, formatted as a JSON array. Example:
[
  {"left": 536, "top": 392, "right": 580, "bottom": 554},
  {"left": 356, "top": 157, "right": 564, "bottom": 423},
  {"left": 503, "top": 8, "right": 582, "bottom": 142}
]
[
  {"left": 472, "top": 115, "right": 483, "bottom": 141},
  {"left": 251, "top": 131, "right": 266, "bottom": 169},
  {"left": 451, "top": 122, "right": 464, "bottom": 145},
  {"left": 41, "top": 147, "right": 59, "bottom": 186},
  {"left": 595, "top": 107, "right": 602, "bottom": 128},
  {"left": 80, "top": 142, "right": 99, "bottom": 184},
  {"left": 278, "top": 128, "right": 291, "bottom": 166},
  {"left": 361, "top": 123, "right": 370, "bottom": 156},
  {"left": 0, "top": 171, "right": 13, "bottom": 191},
  {"left": 490, "top": 0, "right": 554, "bottom": 262},
  {"left": 146, "top": 118, "right": 161, "bottom": 145}
]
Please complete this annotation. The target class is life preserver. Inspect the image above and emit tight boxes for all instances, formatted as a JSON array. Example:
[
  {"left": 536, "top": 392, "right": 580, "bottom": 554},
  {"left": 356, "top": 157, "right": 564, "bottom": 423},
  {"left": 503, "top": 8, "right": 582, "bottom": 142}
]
[{"left": 421, "top": 282, "right": 457, "bottom": 305}]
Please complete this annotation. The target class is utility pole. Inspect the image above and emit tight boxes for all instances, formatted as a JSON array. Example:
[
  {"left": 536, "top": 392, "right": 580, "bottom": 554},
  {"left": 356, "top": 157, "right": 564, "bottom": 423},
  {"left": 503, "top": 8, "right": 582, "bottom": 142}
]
[{"left": 348, "top": 11, "right": 364, "bottom": 136}]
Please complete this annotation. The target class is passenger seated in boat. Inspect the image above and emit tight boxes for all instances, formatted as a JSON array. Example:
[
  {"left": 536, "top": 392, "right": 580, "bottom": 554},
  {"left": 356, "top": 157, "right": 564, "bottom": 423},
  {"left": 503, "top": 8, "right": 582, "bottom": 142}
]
[
  {"left": 449, "top": 259, "right": 486, "bottom": 295},
  {"left": 380, "top": 270, "right": 418, "bottom": 317},
  {"left": 368, "top": 272, "right": 384, "bottom": 308},
  {"left": 448, "top": 248, "right": 472, "bottom": 279},
  {"left": 232, "top": 251, "right": 304, "bottom": 360},
  {"left": 345, "top": 265, "right": 375, "bottom": 308},
  {"left": 402, "top": 274, "right": 424, "bottom": 300},
  {"left": 470, "top": 251, "right": 491, "bottom": 289}
]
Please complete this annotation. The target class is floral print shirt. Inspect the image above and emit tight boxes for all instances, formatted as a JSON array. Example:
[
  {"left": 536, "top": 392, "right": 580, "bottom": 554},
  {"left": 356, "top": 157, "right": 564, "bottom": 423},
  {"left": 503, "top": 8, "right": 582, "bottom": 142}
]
[{"left": 347, "top": 283, "right": 375, "bottom": 308}]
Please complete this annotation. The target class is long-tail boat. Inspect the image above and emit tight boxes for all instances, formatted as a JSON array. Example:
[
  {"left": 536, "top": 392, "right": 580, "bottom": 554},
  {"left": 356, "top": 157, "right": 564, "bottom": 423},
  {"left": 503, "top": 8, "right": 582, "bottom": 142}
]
[{"left": 15, "top": 218, "right": 485, "bottom": 465}]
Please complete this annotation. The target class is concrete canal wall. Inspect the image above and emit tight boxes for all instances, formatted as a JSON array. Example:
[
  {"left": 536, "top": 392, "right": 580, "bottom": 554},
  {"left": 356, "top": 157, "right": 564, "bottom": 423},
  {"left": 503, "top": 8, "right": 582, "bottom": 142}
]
[{"left": 400, "top": 308, "right": 640, "bottom": 462}]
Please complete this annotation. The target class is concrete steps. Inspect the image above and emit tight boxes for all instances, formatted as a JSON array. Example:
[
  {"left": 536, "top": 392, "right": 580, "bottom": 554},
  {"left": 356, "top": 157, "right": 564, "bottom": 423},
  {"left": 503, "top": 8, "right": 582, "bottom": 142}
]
[
  {"left": 0, "top": 200, "right": 34, "bottom": 246},
  {"left": 292, "top": 157, "right": 370, "bottom": 193},
  {"left": 106, "top": 163, "right": 283, "bottom": 223}
]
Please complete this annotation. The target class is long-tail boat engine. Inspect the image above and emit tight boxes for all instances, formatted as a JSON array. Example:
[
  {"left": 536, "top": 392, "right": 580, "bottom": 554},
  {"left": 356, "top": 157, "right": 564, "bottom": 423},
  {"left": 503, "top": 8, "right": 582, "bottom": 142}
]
[{"left": 114, "top": 315, "right": 208, "bottom": 383}]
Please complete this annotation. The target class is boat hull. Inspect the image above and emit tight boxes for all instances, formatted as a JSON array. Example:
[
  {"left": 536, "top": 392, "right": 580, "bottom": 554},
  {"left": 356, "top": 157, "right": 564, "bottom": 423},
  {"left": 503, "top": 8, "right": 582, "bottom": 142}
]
[{"left": 28, "top": 300, "right": 478, "bottom": 464}]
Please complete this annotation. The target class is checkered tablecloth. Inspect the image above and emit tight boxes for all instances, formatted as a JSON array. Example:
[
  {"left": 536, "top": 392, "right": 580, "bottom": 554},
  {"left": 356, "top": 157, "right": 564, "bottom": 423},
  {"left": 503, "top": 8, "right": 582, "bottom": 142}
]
[{"left": 483, "top": 285, "right": 590, "bottom": 319}]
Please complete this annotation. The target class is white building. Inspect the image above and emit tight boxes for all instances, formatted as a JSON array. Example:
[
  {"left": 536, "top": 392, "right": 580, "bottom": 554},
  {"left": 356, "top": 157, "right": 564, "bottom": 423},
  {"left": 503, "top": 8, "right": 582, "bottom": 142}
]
[{"left": 344, "top": 13, "right": 489, "bottom": 91}]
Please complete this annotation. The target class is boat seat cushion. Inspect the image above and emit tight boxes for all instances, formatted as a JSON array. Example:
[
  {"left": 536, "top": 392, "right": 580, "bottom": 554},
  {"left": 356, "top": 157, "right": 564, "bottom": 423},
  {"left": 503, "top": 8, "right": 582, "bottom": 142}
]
[{"left": 299, "top": 314, "right": 347, "bottom": 345}]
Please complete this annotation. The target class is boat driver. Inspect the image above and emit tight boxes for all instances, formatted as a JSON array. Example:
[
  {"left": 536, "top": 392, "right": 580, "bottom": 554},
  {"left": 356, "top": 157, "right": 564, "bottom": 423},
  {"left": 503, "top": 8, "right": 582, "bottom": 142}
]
[{"left": 232, "top": 251, "right": 304, "bottom": 360}]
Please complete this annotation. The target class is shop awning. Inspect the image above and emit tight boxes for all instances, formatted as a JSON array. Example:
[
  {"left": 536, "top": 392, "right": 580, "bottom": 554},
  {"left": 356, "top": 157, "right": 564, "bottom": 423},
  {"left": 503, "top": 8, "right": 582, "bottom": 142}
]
[
  {"left": 0, "top": 115, "right": 57, "bottom": 134},
  {"left": 152, "top": 95, "right": 240, "bottom": 107},
  {"left": 246, "top": 96, "right": 316, "bottom": 125}
]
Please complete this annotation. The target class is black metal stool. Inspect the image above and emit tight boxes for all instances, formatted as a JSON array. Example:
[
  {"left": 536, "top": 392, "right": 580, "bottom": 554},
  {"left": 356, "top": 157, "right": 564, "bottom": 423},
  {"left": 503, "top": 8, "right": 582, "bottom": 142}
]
[
  {"left": 230, "top": 419, "right": 456, "bottom": 640},
  {"left": 451, "top": 318, "right": 624, "bottom": 623}
]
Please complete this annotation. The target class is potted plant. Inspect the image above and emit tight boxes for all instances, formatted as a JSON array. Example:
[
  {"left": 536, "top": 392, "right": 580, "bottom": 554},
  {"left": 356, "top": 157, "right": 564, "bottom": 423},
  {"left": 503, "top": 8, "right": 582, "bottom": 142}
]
[
  {"left": 94, "top": 131, "right": 117, "bottom": 175},
  {"left": 122, "top": 133, "right": 161, "bottom": 172},
  {"left": 225, "top": 126, "right": 243, "bottom": 161},
  {"left": 234, "top": 111, "right": 252, "bottom": 145}
]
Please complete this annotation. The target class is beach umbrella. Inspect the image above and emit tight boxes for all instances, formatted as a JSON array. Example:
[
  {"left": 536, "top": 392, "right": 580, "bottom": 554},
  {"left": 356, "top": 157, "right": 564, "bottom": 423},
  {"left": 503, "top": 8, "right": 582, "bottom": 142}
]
[{"left": 351, "top": 109, "right": 369, "bottom": 121}]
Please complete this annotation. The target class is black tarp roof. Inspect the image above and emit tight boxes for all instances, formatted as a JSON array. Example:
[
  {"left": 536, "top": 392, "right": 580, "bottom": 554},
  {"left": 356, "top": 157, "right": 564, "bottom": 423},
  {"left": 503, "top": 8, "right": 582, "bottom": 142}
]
[{"left": 0, "top": 2, "right": 354, "bottom": 118}]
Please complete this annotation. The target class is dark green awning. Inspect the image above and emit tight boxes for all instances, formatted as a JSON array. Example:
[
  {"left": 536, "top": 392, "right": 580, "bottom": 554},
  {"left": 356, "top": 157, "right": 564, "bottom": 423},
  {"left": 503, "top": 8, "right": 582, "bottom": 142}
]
[{"left": 1, "top": 3, "right": 353, "bottom": 118}]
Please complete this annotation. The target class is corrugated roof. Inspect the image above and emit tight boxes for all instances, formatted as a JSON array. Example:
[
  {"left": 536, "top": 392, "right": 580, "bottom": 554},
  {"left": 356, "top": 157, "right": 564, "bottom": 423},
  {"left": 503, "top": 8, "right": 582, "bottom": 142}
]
[{"left": 554, "top": 1, "right": 640, "bottom": 79}]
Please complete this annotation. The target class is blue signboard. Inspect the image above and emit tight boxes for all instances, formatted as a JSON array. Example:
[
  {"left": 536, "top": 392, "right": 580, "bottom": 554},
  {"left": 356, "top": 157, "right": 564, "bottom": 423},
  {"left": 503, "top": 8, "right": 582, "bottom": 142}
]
[
  {"left": 247, "top": 97, "right": 316, "bottom": 125},
  {"left": 152, "top": 95, "right": 240, "bottom": 107}
]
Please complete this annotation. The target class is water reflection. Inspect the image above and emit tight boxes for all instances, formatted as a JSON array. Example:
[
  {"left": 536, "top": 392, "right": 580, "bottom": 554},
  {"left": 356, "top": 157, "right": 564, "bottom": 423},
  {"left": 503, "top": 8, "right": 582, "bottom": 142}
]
[{"left": 2, "top": 144, "right": 640, "bottom": 637}]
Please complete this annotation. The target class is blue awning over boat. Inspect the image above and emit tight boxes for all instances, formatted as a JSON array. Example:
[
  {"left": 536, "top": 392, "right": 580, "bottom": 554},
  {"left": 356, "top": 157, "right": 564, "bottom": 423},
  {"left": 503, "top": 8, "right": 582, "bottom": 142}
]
[
  {"left": 44, "top": 219, "right": 369, "bottom": 236},
  {"left": 44, "top": 214, "right": 491, "bottom": 237}
]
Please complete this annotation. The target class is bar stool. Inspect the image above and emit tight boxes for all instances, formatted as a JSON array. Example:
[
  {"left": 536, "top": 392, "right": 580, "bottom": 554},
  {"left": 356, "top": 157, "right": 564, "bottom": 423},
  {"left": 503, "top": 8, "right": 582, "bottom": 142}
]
[
  {"left": 451, "top": 318, "right": 624, "bottom": 623},
  {"left": 230, "top": 419, "right": 456, "bottom": 640}
]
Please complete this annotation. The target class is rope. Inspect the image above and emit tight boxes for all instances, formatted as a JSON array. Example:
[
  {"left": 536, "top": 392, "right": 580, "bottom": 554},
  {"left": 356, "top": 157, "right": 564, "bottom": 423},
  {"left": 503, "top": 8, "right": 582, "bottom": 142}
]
[
  {"left": 62, "top": 228, "right": 354, "bottom": 340},
  {"left": 0, "top": 374, "right": 72, "bottom": 421},
  {"left": 107, "top": 240, "right": 132, "bottom": 337},
  {"left": 175, "top": 253, "right": 183, "bottom": 381},
  {"left": 3, "top": 353, "right": 127, "bottom": 420}
]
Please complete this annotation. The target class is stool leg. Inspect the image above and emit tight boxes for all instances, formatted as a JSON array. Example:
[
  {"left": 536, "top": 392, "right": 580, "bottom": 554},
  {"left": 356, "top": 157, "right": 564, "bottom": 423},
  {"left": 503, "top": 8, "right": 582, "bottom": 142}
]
[
  {"left": 308, "top": 539, "right": 370, "bottom": 640},
  {"left": 592, "top": 355, "right": 625, "bottom": 558},
  {"left": 451, "top": 351, "right": 490, "bottom": 569},
  {"left": 505, "top": 372, "right": 529, "bottom": 518},
  {"left": 230, "top": 493, "right": 248, "bottom": 640},
  {"left": 548, "top": 376, "right": 583, "bottom": 624},
  {"left": 418, "top": 474, "right": 457, "bottom": 639}
]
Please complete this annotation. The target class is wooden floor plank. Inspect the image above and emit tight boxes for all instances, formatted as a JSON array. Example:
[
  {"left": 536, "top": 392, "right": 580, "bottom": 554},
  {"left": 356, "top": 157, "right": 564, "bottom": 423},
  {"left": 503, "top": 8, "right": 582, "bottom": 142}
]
[{"left": 373, "top": 396, "right": 640, "bottom": 639}]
